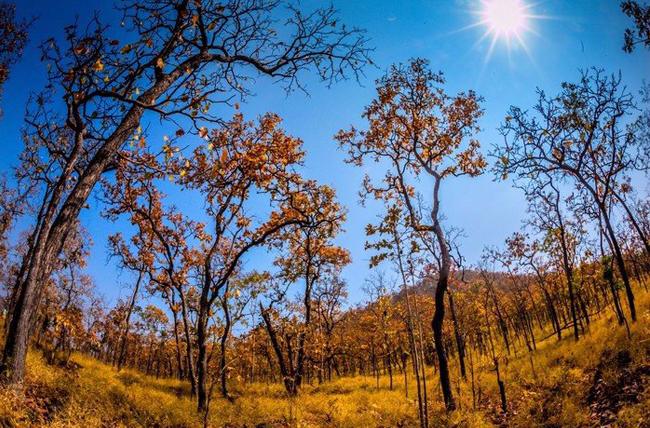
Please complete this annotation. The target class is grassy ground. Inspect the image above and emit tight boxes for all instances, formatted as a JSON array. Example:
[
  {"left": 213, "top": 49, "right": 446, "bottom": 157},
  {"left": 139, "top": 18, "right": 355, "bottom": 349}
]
[{"left": 1, "top": 292, "right": 649, "bottom": 427}]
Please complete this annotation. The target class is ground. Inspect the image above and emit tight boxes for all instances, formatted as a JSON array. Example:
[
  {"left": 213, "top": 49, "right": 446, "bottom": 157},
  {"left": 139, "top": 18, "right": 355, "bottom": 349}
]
[{"left": 1, "top": 292, "right": 649, "bottom": 427}]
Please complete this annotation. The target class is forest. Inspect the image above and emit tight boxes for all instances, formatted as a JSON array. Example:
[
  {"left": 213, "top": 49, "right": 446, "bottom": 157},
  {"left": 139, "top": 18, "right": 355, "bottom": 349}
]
[{"left": 0, "top": 0, "right": 649, "bottom": 427}]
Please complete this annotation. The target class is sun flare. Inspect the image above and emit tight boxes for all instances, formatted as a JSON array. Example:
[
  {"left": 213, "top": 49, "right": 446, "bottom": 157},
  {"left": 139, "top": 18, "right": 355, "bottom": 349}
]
[
  {"left": 471, "top": 0, "right": 543, "bottom": 62},
  {"left": 483, "top": 0, "right": 526, "bottom": 37}
]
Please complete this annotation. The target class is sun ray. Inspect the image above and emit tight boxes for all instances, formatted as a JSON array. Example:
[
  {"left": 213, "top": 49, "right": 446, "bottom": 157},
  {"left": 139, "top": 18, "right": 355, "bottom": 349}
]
[{"left": 467, "top": 0, "right": 548, "bottom": 63}]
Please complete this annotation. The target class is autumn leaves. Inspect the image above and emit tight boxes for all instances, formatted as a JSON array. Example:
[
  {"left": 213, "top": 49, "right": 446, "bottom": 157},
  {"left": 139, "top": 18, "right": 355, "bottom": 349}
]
[
  {"left": 337, "top": 58, "right": 486, "bottom": 411},
  {"left": 104, "top": 107, "right": 352, "bottom": 408},
  {"left": 2, "top": 0, "right": 372, "bottom": 392}
]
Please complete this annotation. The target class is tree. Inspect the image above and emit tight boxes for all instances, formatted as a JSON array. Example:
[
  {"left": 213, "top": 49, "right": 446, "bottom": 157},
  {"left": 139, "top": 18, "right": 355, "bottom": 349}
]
[
  {"left": 312, "top": 273, "right": 347, "bottom": 383},
  {"left": 0, "top": 2, "right": 28, "bottom": 115},
  {"left": 336, "top": 58, "right": 485, "bottom": 411},
  {"left": 109, "top": 112, "right": 346, "bottom": 410},
  {"left": 107, "top": 236, "right": 147, "bottom": 371},
  {"left": 261, "top": 183, "right": 349, "bottom": 396},
  {"left": 106, "top": 169, "right": 202, "bottom": 397},
  {"left": 2, "top": 0, "right": 370, "bottom": 384},
  {"left": 179, "top": 115, "right": 346, "bottom": 409},
  {"left": 37, "top": 222, "right": 94, "bottom": 365},
  {"left": 494, "top": 69, "right": 644, "bottom": 322},
  {"left": 529, "top": 182, "right": 585, "bottom": 341},
  {"left": 621, "top": 1, "right": 650, "bottom": 52},
  {"left": 0, "top": 177, "right": 24, "bottom": 291},
  {"left": 364, "top": 206, "right": 430, "bottom": 426},
  {"left": 215, "top": 271, "right": 264, "bottom": 401},
  {"left": 139, "top": 304, "right": 170, "bottom": 375},
  {"left": 504, "top": 233, "right": 564, "bottom": 341}
]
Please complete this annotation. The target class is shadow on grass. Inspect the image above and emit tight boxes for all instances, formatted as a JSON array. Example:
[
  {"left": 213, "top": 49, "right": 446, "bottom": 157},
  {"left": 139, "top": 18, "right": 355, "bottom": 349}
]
[{"left": 116, "top": 371, "right": 190, "bottom": 398}]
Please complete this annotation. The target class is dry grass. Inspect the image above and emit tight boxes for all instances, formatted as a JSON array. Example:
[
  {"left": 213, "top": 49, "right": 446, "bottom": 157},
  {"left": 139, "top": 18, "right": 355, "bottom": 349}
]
[{"left": 0, "top": 291, "right": 649, "bottom": 427}]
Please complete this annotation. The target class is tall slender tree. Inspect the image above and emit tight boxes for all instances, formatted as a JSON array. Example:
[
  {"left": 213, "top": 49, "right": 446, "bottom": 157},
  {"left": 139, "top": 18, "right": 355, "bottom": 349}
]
[{"left": 337, "top": 58, "right": 485, "bottom": 411}]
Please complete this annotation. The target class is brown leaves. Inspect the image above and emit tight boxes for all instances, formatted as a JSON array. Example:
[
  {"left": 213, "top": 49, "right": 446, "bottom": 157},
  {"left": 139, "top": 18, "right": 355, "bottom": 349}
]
[
  {"left": 337, "top": 58, "right": 485, "bottom": 195},
  {"left": 337, "top": 58, "right": 484, "bottom": 246}
]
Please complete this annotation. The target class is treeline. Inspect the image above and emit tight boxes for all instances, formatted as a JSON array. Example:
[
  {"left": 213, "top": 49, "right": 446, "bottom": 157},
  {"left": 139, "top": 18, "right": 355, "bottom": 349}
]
[{"left": 9, "top": 223, "right": 649, "bottom": 425}]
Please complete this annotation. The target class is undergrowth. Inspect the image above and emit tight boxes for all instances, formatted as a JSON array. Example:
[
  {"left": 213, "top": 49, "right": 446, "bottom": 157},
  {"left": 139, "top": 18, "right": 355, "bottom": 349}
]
[{"left": 0, "top": 291, "right": 648, "bottom": 427}]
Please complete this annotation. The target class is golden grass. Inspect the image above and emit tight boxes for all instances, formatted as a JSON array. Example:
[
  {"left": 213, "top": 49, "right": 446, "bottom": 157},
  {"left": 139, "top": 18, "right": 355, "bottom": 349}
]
[{"left": 0, "top": 291, "right": 648, "bottom": 427}]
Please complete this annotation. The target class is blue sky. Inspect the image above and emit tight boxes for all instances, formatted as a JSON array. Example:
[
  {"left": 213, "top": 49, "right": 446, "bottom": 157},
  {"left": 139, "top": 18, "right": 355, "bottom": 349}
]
[{"left": 1, "top": 0, "right": 648, "bottom": 305}]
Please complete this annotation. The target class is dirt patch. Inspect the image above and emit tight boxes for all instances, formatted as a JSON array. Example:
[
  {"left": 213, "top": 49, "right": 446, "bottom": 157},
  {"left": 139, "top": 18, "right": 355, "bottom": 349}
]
[{"left": 586, "top": 349, "right": 650, "bottom": 426}]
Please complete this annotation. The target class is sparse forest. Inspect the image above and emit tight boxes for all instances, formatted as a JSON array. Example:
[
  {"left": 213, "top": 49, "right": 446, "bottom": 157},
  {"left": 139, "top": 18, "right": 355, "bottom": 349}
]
[{"left": 0, "top": 0, "right": 649, "bottom": 427}]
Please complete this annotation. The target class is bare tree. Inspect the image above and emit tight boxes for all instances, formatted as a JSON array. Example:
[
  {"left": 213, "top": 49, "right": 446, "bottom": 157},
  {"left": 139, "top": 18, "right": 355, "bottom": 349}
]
[{"left": 494, "top": 69, "right": 644, "bottom": 322}]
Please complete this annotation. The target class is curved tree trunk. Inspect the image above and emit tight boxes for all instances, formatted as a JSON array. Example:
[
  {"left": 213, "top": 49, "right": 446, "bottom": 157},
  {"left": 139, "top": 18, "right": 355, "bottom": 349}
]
[
  {"left": 1, "top": 69, "right": 181, "bottom": 384},
  {"left": 430, "top": 175, "right": 455, "bottom": 411}
]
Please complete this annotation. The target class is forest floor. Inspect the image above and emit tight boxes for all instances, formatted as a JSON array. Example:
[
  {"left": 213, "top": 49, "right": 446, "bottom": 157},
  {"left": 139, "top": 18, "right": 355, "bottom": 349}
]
[{"left": 1, "top": 291, "right": 650, "bottom": 427}]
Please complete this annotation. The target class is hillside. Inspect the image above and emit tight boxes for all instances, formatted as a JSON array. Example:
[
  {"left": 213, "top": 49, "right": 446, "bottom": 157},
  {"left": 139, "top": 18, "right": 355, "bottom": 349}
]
[{"left": 1, "top": 292, "right": 649, "bottom": 428}]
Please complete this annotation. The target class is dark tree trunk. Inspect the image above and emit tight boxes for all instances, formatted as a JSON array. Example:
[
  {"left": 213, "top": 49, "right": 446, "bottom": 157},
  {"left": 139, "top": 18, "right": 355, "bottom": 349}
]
[
  {"left": 219, "top": 293, "right": 232, "bottom": 401},
  {"left": 495, "top": 357, "right": 507, "bottom": 414},
  {"left": 178, "top": 291, "right": 198, "bottom": 398},
  {"left": 448, "top": 290, "right": 466, "bottom": 379},
  {"left": 196, "top": 276, "right": 211, "bottom": 412},
  {"left": 260, "top": 305, "right": 297, "bottom": 395},
  {"left": 0, "top": 70, "right": 181, "bottom": 384},
  {"left": 599, "top": 204, "right": 636, "bottom": 321},
  {"left": 430, "top": 175, "right": 455, "bottom": 411}
]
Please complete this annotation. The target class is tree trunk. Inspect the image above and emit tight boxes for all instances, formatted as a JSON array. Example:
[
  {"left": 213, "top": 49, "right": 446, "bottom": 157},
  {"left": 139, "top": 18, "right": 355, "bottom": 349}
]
[
  {"left": 1, "top": 71, "right": 180, "bottom": 384},
  {"left": 178, "top": 290, "right": 198, "bottom": 398},
  {"left": 196, "top": 277, "right": 211, "bottom": 412},
  {"left": 428, "top": 174, "right": 455, "bottom": 411},
  {"left": 599, "top": 204, "right": 636, "bottom": 321},
  {"left": 219, "top": 294, "right": 232, "bottom": 401},
  {"left": 448, "top": 290, "right": 466, "bottom": 379},
  {"left": 118, "top": 272, "right": 143, "bottom": 371}
]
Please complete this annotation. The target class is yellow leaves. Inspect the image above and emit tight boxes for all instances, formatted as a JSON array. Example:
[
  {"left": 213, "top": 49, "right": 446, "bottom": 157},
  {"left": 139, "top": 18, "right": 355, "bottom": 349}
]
[
  {"left": 93, "top": 58, "right": 104, "bottom": 72},
  {"left": 163, "top": 144, "right": 176, "bottom": 161},
  {"left": 454, "top": 139, "right": 485, "bottom": 177},
  {"left": 120, "top": 44, "right": 132, "bottom": 54},
  {"left": 156, "top": 57, "right": 165, "bottom": 69}
]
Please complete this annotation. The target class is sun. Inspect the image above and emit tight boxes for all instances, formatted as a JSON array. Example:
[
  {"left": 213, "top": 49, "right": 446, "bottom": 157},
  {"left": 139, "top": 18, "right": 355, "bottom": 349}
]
[
  {"left": 482, "top": 0, "right": 526, "bottom": 38},
  {"left": 469, "top": 0, "right": 543, "bottom": 62}
]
